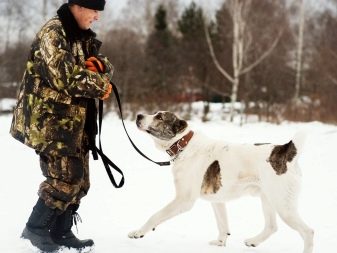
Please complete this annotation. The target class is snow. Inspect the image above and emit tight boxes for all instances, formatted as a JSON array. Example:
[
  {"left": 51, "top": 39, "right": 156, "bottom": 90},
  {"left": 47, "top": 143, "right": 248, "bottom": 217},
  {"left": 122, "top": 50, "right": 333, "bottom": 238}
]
[
  {"left": 0, "top": 98, "right": 16, "bottom": 112},
  {"left": 0, "top": 109, "right": 336, "bottom": 253}
]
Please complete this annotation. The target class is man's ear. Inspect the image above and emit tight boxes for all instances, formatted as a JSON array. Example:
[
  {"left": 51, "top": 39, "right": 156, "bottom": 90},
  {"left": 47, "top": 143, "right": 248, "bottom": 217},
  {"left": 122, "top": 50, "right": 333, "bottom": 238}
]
[{"left": 173, "top": 119, "right": 188, "bottom": 134}]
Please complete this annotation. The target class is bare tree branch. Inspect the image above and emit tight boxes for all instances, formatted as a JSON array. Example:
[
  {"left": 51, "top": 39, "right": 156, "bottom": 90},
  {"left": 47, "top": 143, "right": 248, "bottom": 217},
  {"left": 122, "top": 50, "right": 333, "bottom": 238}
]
[
  {"left": 328, "top": 48, "right": 337, "bottom": 60},
  {"left": 327, "top": 74, "right": 337, "bottom": 86},
  {"left": 240, "top": 28, "right": 283, "bottom": 75},
  {"left": 204, "top": 20, "right": 234, "bottom": 83}
]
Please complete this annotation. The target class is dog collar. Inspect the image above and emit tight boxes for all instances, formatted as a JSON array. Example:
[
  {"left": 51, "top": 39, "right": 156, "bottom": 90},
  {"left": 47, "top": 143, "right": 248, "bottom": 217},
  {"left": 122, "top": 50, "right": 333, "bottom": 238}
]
[{"left": 166, "top": 131, "right": 194, "bottom": 157}]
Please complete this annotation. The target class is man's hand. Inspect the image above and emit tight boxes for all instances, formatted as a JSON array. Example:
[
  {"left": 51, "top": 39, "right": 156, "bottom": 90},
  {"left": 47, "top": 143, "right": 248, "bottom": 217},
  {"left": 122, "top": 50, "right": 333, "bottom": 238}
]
[
  {"left": 85, "top": 56, "right": 112, "bottom": 100},
  {"left": 85, "top": 57, "right": 104, "bottom": 73},
  {"left": 101, "top": 83, "right": 112, "bottom": 100}
]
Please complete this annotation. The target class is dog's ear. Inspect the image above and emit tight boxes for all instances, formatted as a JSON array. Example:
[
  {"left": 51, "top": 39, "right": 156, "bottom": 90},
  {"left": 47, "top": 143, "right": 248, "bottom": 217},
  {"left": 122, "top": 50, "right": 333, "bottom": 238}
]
[{"left": 173, "top": 119, "right": 188, "bottom": 134}]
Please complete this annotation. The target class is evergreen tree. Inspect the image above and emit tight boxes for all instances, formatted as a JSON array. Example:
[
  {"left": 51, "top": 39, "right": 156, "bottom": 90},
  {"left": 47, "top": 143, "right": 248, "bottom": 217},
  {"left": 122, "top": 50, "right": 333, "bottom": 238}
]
[
  {"left": 155, "top": 5, "right": 167, "bottom": 31},
  {"left": 177, "top": 2, "right": 221, "bottom": 102},
  {"left": 144, "top": 5, "right": 178, "bottom": 103},
  {"left": 178, "top": 2, "right": 204, "bottom": 39}
]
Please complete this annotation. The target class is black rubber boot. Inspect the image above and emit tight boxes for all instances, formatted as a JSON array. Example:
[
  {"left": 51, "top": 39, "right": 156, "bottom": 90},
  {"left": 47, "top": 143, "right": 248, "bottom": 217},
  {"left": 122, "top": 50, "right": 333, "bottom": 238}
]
[
  {"left": 21, "top": 198, "right": 61, "bottom": 253},
  {"left": 50, "top": 204, "right": 94, "bottom": 250}
]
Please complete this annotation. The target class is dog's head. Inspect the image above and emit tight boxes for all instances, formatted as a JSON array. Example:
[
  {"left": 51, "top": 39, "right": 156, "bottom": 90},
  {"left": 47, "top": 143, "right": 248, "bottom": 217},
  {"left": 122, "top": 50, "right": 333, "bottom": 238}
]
[{"left": 136, "top": 111, "right": 188, "bottom": 141}]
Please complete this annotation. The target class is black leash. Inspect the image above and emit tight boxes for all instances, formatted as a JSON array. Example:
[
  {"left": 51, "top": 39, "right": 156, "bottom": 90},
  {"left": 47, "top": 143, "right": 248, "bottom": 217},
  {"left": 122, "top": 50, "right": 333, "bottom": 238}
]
[
  {"left": 110, "top": 83, "right": 171, "bottom": 167},
  {"left": 95, "top": 99, "right": 125, "bottom": 188},
  {"left": 94, "top": 82, "right": 170, "bottom": 188}
]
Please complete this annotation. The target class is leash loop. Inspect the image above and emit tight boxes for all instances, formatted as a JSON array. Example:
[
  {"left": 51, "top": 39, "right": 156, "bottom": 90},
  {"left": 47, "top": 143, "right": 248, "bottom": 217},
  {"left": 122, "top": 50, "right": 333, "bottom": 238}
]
[{"left": 95, "top": 99, "right": 125, "bottom": 188}]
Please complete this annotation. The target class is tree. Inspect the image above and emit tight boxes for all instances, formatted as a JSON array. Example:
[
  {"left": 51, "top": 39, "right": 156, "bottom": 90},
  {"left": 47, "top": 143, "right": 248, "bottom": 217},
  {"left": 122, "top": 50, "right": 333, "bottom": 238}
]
[
  {"left": 294, "top": 0, "right": 306, "bottom": 100},
  {"left": 177, "top": 3, "right": 210, "bottom": 96},
  {"left": 205, "top": 0, "right": 284, "bottom": 121},
  {"left": 119, "top": 0, "right": 179, "bottom": 36},
  {"left": 240, "top": 1, "right": 295, "bottom": 122},
  {"left": 0, "top": 0, "right": 64, "bottom": 98},
  {"left": 42, "top": 0, "right": 63, "bottom": 22},
  {"left": 101, "top": 28, "right": 145, "bottom": 115},
  {"left": 2, "top": 0, "right": 31, "bottom": 50},
  {"left": 305, "top": 9, "right": 337, "bottom": 123},
  {"left": 0, "top": 42, "right": 29, "bottom": 98},
  {"left": 144, "top": 5, "right": 178, "bottom": 105}
]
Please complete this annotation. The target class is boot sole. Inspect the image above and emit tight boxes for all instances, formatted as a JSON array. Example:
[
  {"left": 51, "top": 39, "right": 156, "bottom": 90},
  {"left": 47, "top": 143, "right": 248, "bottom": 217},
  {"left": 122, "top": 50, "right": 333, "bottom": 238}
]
[
  {"left": 22, "top": 227, "right": 61, "bottom": 253},
  {"left": 56, "top": 244, "right": 94, "bottom": 253}
]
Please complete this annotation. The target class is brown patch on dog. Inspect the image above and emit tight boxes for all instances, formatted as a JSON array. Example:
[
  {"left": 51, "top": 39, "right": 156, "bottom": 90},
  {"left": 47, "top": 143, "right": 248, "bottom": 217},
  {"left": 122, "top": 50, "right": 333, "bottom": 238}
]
[
  {"left": 268, "top": 141, "right": 297, "bottom": 175},
  {"left": 201, "top": 161, "right": 222, "bottom": 194}
]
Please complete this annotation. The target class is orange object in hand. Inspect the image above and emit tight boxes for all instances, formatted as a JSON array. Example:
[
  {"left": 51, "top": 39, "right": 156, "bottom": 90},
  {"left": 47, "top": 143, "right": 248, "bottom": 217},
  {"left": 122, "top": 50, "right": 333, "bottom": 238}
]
[
  {"left": 86, "top": 56, "right": 104, "bottom": 73},
  {"left": 101, "top": 83, "right": 112, "bottom": 100}
]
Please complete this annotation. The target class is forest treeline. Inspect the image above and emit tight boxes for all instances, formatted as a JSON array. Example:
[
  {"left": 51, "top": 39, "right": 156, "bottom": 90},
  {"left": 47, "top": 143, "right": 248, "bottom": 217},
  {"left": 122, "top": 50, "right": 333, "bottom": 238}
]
[{"left": 1, "top": 0, "right": 337, "bottom": 123}]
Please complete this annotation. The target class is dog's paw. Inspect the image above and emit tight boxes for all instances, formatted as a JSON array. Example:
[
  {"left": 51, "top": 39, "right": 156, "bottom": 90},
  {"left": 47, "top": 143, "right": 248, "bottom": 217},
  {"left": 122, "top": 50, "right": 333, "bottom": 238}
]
[
  {"left": 244, "top": 238, "right": 257, "bottom": 248},
  {"left": 128, "top": 230, "right": 145, "bottom": 239},
  {"left": 209, "top": 239, "right": 226, "bottom": 247}
]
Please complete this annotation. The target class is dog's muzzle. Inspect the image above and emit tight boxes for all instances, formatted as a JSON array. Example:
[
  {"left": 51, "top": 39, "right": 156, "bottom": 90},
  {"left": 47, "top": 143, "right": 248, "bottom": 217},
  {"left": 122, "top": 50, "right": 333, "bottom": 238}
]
[{"left": 136, "top": 114, "right": 144, "bottom": 128}]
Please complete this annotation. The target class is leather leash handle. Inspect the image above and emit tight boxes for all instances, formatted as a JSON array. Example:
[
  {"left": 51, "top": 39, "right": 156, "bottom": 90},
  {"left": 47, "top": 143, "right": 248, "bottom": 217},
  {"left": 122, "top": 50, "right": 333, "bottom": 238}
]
[{"left": 97, "top": 100, "right": 125, "bottom": 188}]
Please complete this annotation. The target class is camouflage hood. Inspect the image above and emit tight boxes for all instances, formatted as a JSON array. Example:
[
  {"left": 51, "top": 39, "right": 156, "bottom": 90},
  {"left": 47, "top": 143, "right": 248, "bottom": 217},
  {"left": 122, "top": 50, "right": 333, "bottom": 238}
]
[{"left": 10, "top": 4, "right": 113, "bottom": 157}]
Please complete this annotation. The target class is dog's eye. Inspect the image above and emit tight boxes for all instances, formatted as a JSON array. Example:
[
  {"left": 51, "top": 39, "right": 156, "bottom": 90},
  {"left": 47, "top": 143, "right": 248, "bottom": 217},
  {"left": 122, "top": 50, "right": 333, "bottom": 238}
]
[{"left": 155, "top": 113, "right": 163, "bottom": 120}]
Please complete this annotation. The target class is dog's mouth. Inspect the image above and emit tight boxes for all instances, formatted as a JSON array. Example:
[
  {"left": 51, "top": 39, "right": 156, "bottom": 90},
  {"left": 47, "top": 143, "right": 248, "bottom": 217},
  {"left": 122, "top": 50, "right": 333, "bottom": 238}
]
[
  {"left": 138, "top": 126, "right": 160, "bottom": 139},
  {"left": 143, "top": 126, "right": 176, "bottom": 141},
  {"left": 136, "top": 114, "right": 145, "bottom": 129},
  {"left": 136, "top": 120, "right": 151, "bottom": 134},
  {"left": 144, "top": 127, "right": 155, "bottom": 136},
  {"left": 136, "top": 118, "right": 146, "bottom": 130}
]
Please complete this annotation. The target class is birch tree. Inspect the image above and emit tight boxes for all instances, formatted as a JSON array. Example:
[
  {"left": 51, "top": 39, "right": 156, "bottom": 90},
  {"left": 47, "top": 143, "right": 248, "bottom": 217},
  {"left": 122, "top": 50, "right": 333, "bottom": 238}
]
[
  {"left": 294, "top": 0, "right": 306, "bottom": 100},
  {"left": 306, "top": 9, "right": 337, "bottom": 122},
  {"left": 205, "top": 0, "right": 283, "bottom": 121}
]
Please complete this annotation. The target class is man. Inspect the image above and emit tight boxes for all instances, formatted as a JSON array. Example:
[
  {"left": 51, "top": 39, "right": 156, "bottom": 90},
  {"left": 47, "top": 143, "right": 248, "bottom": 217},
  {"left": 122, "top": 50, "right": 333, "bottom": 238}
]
[{"left": 10, "top": 0, "right": 113, "bottom": 252}]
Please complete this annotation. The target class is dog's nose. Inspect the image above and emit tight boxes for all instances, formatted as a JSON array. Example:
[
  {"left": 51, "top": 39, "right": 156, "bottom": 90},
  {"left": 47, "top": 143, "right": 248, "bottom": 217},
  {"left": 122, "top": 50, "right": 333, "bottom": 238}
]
[{"left": 136, "top": 114, "right": 144, "bottom": 128}]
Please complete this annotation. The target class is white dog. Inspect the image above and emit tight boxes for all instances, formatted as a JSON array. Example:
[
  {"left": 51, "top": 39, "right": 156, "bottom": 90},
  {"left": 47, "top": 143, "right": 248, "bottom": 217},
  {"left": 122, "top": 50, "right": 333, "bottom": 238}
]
[{"left": 128, "top": 111, "right": 314, "bottom": 253}]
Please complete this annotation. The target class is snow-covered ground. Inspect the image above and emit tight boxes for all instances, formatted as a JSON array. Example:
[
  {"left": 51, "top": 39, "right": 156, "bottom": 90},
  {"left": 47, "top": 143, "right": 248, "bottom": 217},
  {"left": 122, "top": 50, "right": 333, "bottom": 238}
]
[{"left": 0, "top": 110, "right": 336, "bottom": 253}]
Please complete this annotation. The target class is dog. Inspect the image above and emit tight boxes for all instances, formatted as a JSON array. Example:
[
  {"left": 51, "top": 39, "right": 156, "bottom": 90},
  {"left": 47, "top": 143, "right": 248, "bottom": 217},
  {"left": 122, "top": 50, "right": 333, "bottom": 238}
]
[{"left": 128, "top": 111, "right": 314, "bottom": 253}]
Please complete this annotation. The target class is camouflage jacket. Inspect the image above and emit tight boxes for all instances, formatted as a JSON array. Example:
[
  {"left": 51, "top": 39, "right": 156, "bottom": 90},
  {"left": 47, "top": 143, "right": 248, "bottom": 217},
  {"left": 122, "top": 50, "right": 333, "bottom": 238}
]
[{"left": 10, "top": 4, "right": 113, "bottom": 157}]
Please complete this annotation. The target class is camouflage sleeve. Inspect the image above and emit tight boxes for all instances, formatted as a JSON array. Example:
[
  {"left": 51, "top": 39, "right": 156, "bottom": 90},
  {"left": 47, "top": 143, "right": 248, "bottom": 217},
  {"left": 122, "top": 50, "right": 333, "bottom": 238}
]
[{"left": 39, "top": 29, "right": 109, "bottom": 99}]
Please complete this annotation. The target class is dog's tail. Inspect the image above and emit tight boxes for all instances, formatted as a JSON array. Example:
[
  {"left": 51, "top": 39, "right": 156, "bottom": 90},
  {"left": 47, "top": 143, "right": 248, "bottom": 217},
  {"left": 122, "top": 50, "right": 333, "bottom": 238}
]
[{"left": 291, "top": 130, "right": 307, "bottom": 157}]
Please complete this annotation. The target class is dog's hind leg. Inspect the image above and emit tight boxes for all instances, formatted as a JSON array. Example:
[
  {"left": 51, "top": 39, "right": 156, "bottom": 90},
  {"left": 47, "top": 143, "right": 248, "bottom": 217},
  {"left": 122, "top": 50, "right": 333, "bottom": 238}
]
[
  {"left": 209, "top": 203, "right": 230, "bottom": 247},
  {"left": 245, "top": 194, "right": 277, "bottom": 247},
  {"left": 276, "top": 207, "right": 314, "bottom": 253},
  {"left": 128, "top": 197, "right": 196, "bottom": 239}
]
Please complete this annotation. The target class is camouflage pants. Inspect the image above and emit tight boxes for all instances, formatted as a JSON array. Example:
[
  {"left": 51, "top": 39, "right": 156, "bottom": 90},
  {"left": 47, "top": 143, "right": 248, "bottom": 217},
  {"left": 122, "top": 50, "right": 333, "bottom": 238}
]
[{"left": 38, "top": 144, "right": 90, "bottom": 211}]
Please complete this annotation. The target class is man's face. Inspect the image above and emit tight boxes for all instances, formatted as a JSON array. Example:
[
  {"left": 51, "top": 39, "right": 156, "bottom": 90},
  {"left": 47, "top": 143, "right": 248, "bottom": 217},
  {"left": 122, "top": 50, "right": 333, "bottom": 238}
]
[{"left": 74, "top": 6, "right": 100, "bottom": 30}]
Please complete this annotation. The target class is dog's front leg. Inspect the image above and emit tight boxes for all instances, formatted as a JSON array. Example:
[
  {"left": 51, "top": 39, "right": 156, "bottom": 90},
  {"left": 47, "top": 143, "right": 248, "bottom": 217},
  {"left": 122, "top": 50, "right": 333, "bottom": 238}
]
[
  {"left": 209, "top": 202, "right": 230, "bottom": 247},
  {"left": 128, "top": 197, "right": 196, "bottom": 239}
]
